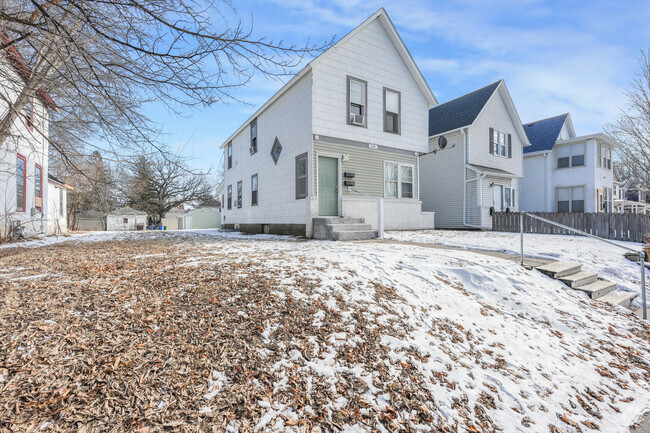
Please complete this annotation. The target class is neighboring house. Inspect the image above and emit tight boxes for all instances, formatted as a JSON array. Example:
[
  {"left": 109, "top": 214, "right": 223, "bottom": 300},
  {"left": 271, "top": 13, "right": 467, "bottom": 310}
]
[
  {"left": 0, "top": 32, "right": 59, "bottom": 238},
  {"left": 46, "top": 174, "right": 72, "bottom": 235},
  {"left": 178, "top": 207, "right": 221, "bottom": 230},
  {"left": 75, "top": 210, "right": 106, "bottom": 231},
  {"left": 614, "top": 170, "right": 650, "bottom": 214},
  {"left": 161, "top": 206, "right": 184, "bottom": 230},
  {"left": 519, "top": 113, "right": 617, "bottom": 213},
  {"left": 106, "top": 207, "right": 147, "bottom": 231},
  {"left": 219, "top": 9, "right": 436, "bottom": 239},
  {"left": 420, "top": 80, "right": 530, "bottom": 229}
]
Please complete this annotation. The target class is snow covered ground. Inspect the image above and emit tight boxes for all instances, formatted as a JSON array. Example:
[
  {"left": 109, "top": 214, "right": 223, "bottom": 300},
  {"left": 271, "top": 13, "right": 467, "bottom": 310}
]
[
  {"left": 387, "top": 230, "right": 649, "bottom": 308},
  {"left": 1, "top": 229, "right": 648, "bottom": 432}
]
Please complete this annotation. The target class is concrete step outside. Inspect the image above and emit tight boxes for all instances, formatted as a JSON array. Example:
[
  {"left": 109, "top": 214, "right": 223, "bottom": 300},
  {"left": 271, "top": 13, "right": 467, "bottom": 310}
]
[
  {"left": 598, "top": 291, "right": 637, "bottom": 308},
  {"left": 559, "top": 271, "right": 599, "bottom": 288},
  {"left": 333, "top": 230, "right": 378, "bottom": 241},
  {"left": 313, "top": 217, "right": 365, "bottom": 225},
  {"left": 536, "top": 261, "right": 582, "bottom": 278},
  {"left": 329, "top": 223, "right": 373, "bottom": 232},
  {"left": 574, "top": 280, "right": 617, "bottom": 299}
]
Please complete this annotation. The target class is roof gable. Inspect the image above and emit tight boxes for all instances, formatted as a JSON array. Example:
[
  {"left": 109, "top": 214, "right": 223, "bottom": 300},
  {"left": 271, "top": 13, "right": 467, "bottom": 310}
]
[
  {"left": 523, "top": 113, "right": 570, "bottom": 154},
  {"left": 428, "top": 81, "right": 500, "bottom": 137}
]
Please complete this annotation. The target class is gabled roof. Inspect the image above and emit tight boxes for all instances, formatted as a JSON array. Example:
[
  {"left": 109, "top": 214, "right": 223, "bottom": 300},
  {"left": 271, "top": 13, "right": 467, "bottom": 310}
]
[
  {"left": 1, "top": 31, "right": 59, "bottom": 113},
  {"left": 109, "top": 206, "right": 147, "bottom": 216},
  {"left": 428, "top": 81, "right": 501, "bottom": 137},
  {"left": 220, "top": 8, "right": 436, "bottom": 148},
  {"left": 522, "top": 113, "right": 569, "bottom": 154}
]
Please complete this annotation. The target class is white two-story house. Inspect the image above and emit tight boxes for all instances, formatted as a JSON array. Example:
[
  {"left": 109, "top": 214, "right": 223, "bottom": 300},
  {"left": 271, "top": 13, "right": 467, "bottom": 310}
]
[
  {"left": 0, "top": 32, "right": 59, "bottom": 238},
  {"left": 419, "top": 80, "right": 530, "bottom": 229},
  {"left": 219, "top": 9, "right": 436, "bottom": 239},
  {"left": 519, "top": 113, "right": 617, "bottom": 214}
]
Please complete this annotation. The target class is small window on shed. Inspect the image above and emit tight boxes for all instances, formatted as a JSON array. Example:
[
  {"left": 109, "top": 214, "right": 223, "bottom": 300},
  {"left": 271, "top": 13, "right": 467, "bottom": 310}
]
[{"left": 123, "top": 218, "right": 128, "bottom": 224}]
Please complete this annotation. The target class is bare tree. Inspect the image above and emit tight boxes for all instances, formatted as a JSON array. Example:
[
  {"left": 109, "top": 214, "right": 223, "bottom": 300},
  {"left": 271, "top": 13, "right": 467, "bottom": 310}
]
[
  {"left": 608, "top": 50, "right": 650, "bottom": 189},
  {"left": 123, "top": 153, "right": 213, "bottom": 220},
  {"left": 0, "top": 1, "right": 330, "bottom": 168}
]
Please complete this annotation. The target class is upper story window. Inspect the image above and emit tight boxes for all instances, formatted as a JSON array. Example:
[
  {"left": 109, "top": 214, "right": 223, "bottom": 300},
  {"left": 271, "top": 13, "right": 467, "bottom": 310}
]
[
  {"left": 16, "top": 154, "right": 26, "bottom": 212},
  {"left": 384, "top": 162, "right": 414, "bottom": 199},
  {"left": 23, "top": 97, "right": 34, "bottom": 131},
  {"left": 557, "top": 142, "right": 584, "bottom": 168},
  {"left": 250, "top": 119, "right": 258, "bottom": 154},
  {"left": 383, "top": 88, "right": 400, "bottom": 134},
  {"left": 295, "top": 153, "right": 308, "bottom": 199},
  {"left": 347, "top": 77, "right": 367, "bottom": 127},
  {"left": 489, "top": 128, "right": 511, "bottom": 158},
  {"left": 597, "top": 143, "right": 612, "bottom": 170},
  {"left": 227, "top": 142, "right": 232, "bottom": 169}
]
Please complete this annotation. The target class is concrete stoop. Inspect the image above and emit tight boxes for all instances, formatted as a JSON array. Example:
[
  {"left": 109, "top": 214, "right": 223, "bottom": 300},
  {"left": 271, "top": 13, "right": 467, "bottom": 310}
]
[
  {"left": 536, "top": 261, "right": 638, "bottom": 310},
  {"left": 312, "top": 217, "right": 377, "bottom": 241}
]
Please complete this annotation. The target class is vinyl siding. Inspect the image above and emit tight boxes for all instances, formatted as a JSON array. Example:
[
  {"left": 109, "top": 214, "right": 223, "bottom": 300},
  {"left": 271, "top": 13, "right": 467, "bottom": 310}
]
[
  {"left": 311, "top": 18, "right": 430, "bottom": 154},
  {"left": 313, "top": 140, "right": 418, "bottom": 199},
  {"left": 466, "top": 168, "right": 481, "bottom": 227},
  {"left": 419, "top": 130, "right": 464, "bottom": 227},
  {"left": 467, "top": 86, "right": 524, "bottom": 177},
  {"left": 221, "top": 72, "right": 313, "bottom": 225}
]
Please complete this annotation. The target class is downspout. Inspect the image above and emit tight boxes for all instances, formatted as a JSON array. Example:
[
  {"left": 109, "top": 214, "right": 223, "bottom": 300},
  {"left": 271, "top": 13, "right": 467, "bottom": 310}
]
[{"left": 462, "top": 127, "right": 486, "bottom": 229}]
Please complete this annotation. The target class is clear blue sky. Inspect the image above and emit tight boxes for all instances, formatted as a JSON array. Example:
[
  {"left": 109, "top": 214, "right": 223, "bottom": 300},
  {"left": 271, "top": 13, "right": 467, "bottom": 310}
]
[{"left": 148, "top": 0, "right": 650, "bottom": 171}]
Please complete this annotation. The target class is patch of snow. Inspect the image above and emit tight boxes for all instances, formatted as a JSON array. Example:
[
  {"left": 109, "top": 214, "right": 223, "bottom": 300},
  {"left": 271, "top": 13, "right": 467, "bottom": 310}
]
[{"left": 204, "top": 370, "right": 228, "bottom": 400}]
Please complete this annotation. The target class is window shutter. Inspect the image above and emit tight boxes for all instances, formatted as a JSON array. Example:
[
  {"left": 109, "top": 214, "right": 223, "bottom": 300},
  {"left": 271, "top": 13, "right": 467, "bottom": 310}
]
[
  {"left": 508, "top": 133, "right": 512, "bottom": 158},
  {"left": 489, "top": 127, "right": 494, "bottom": 154}
]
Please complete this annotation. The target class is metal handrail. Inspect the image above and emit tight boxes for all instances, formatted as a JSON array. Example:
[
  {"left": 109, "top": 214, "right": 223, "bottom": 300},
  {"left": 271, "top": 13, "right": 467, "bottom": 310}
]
[{"left": 519, "top": 211, "right": 647, "bottom": 320}]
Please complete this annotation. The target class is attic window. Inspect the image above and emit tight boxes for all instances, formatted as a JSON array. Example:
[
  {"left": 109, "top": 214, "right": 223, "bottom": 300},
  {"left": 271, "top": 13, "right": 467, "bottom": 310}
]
[{"left": 270, "top": 137, "right": 282, "bottom": 165}]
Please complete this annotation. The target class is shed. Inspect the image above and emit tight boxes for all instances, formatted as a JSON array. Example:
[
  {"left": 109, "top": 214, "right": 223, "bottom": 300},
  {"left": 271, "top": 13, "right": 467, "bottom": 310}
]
[
  {"left": 107, "top": 207, "right": 147, "bottom": 231},
  {"left": 75, "top": 210, "right": 106, "bottom": 231},
  {"left": 178, "top": 207, "right": 221, "bottom": 230}
]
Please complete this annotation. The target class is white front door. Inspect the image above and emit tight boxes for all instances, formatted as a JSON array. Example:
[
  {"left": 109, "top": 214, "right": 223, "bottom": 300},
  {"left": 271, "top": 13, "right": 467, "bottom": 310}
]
[{"left": 493, "top": 185, "right": 504, "bottom": 212}]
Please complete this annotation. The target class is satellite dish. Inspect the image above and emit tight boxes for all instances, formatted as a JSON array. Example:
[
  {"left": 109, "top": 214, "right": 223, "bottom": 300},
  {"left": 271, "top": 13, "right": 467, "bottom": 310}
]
[{"left": 438, "top": 136, "right": 447, "bottom": 150}]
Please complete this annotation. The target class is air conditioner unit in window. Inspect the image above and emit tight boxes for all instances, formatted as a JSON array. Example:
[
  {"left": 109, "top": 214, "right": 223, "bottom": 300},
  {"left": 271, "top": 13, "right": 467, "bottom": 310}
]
[{"left": 350, "top": 114, "right": 364, "bottom": 125}]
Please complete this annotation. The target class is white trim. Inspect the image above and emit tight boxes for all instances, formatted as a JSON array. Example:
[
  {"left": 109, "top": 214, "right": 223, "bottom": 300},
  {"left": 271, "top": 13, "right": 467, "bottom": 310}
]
[
  {"left": 383, "top": 160, "right": 414, "bottom": 199},
  {"left": 315, "top": 152, "right": 342, "bottom": 216}
]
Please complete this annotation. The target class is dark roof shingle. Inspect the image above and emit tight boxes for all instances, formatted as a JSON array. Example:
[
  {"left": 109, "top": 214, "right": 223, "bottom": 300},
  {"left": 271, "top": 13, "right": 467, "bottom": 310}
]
[
  {"left": 428, "top": 80, "right": 501, "bottom": 137},
  {"left": 522, "top": 113, "right": 568, "bottom": 154}
]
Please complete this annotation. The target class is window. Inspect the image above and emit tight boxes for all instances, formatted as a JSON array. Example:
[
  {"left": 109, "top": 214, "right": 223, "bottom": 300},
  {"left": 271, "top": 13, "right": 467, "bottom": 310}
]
[
  {"left": 251, "top": 174, "right": 258, "bottom": 206},
  {"left": 123, "top": 218, "right": 129, "bottom": 224},
  {"left": 490, "top": 128, "right": 510, "bottom": 158},
  {"left": 598, "top": 143, "right": 612, "bottom": 169},
  {"left": 34, "top": 164, "right": 42, "bottom": 212},
  {"left": 604, "top": 187, "right": 613, "bottom": 212},
  {"left": 384, "top": 162, "right": 414, "bottom": 199},
  {"left": 557, "top": 186, "right": 584, "bottom": 212},
  {"left": 505, "top": 187, "right": 515, "bottom": 208},
  {"left": 23, "top": 97, "right": 34, "bottom": 131},
  {"left": 384, "top": 88, "right": 400, "bottom": 134},
  {"left": 250, "top": 119, "right": 257, "bottom": 154},
  {"left": 295, "top": 153, "right": 308, "bottom": 199},
  {"left": 227, "top": 185, "right": 232, "bottom": 210},
  {"left": 227, "top": 142, "right": 232, "bottom": 169},
  {"left": 557, "top": 143, "right": 584, "bottom": 168},
  {"left": 59, "top": 187, "right": 64, "bottom": 217},
  {"left": 492, "top": 185, "right": 516, "bottom": 211},
  {"left": 16, "top": 154, "right": 26, "bottom": 212},
  {"left": 270, "top": 137, "right": 282, "bottom": 165},
  {"left": 237, "top": 181, "right": 242, "bottom": 208},
  {"left": 347, "top": 77, "right": 367, "bottom": 127}
]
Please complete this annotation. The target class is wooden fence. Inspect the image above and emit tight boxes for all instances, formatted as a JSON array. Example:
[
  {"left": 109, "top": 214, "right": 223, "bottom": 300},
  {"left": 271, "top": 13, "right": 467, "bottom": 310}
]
[{"left": 492, "top": 212, "right": 650, "bottom": 243}]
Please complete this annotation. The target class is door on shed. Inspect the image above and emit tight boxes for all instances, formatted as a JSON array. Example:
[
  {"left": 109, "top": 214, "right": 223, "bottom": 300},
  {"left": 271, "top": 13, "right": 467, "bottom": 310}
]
[{"left": 318, "top": 156, "right": 338, "bottom": 216}]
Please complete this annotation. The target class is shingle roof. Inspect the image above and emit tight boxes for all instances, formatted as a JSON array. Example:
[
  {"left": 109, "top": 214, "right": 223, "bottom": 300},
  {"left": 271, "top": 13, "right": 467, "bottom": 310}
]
[
  {"left": 428, "top": 80, "right": 501, "bottom": 137},
  {"left": 109, "top": 207, "right": 147, "bottom": 216},
  {"left": 522, "top": 113, "right": 568, "bottom": 154}
]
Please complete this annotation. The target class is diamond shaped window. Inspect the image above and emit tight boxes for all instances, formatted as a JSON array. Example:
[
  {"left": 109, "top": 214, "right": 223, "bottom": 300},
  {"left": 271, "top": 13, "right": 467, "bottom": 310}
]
[{"left": 271, "top": 137, "right": 282, "bottom": 165}]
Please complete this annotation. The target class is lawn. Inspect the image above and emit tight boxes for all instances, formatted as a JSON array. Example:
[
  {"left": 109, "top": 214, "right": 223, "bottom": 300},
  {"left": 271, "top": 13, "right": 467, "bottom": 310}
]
[{"left": 0, "top": 230, "right": 648, "bottom": 432}]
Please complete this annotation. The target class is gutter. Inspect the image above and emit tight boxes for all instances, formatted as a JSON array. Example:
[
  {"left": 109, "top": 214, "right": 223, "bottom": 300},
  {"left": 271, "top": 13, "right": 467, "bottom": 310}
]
[{"left": 461, "top": 128, "right": 485, "bottom": 229}]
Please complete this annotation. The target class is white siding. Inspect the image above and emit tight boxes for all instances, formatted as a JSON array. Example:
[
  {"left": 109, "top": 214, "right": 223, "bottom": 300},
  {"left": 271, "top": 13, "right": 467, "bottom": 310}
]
[
  {"left": 222, "top": 73, "right": 313, "bottom": 226},
  {"left": 46, "top": 182, "right": 67, "bottom": 235},
  {"left": 467, "top": 87, "right": 524, "bottom": 177},
  {"left": 419, "top": 131, "right": 465, "bottom": 228},
  {"left": 311, "top": 18, "right": 430, "bottom": 154},
  {"left": 520, "top": 153, "right": 549, "bottom": 212}
]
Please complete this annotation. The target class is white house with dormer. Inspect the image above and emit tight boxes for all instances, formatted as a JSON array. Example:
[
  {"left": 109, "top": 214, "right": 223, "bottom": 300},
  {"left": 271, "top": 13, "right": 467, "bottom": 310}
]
[
  {"left": 219, "top": 9, "right": 436, "bottom": 239},
  {"left": 519, "top": 113, "right": 617, "bottom": 214}
]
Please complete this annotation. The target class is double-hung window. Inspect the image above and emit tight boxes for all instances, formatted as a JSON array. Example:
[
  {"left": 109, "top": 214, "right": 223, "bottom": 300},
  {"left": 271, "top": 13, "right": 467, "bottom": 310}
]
[
  {"left": 557, "top": 186, "right": 584, "bottom": 212},
  {"left": 504, "top": 187, "right": 515, "bottom": 209},
  {"left": 295, "top": 153, "right": 308, "bottom": 199},
  {"left": 597, "top": 143, "right": 612, "bottom": 169},
  {"left": 250, "top": 119, "right": 257, "bottom": 154},
  {"left": 490, "top": 129, "right": 510, "bottom": 158},
  {"left": 34, "top": 164, "right": 42, "bottom": 212},
  {"left": 557, "top": 143, "right": 584, "bottom": 168},
  {"left": 384, "top": 162, "right": 414, "bottom": 199},
  {"left": 227, "top": 142, "right": 232, "bottom": 169},
  {"left": 384, "top": 88, "right": 400, "bottom": 134},
  {"left": 237, "top": 181, "right": 242, "bottom": 208},
  {"left": 16, "top": 154, "right": 26, "bottom": 212},
  {"left": 227, "top": 185, "right": 232, "bottom": 210},
  {"left": 347, "top": 77, "right": 367, "bottom": 127},
  {"left": 251, "top": 174, "right": 258, "bottom": 206},
  {"left": 23, "top": 97, "right": 34, "bottom": 131}
]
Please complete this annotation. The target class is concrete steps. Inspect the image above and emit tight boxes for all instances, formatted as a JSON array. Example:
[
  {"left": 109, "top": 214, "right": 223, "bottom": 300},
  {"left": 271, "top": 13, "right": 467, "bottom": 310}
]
[
  {"left": 312, "top": 217, "right": 377, "bottom": 241},
  {"left": 534, "top": 260, "right": 639, "bottom": 313}
]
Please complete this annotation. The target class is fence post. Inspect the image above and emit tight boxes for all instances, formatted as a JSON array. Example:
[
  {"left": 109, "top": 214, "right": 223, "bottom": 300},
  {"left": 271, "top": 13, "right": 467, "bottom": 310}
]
[
  {"left": 520, "top": 213, "right": 524, "bottom": 266},
  {"left": 641, "top": 251, "right": 647, "bottom": 320}
]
